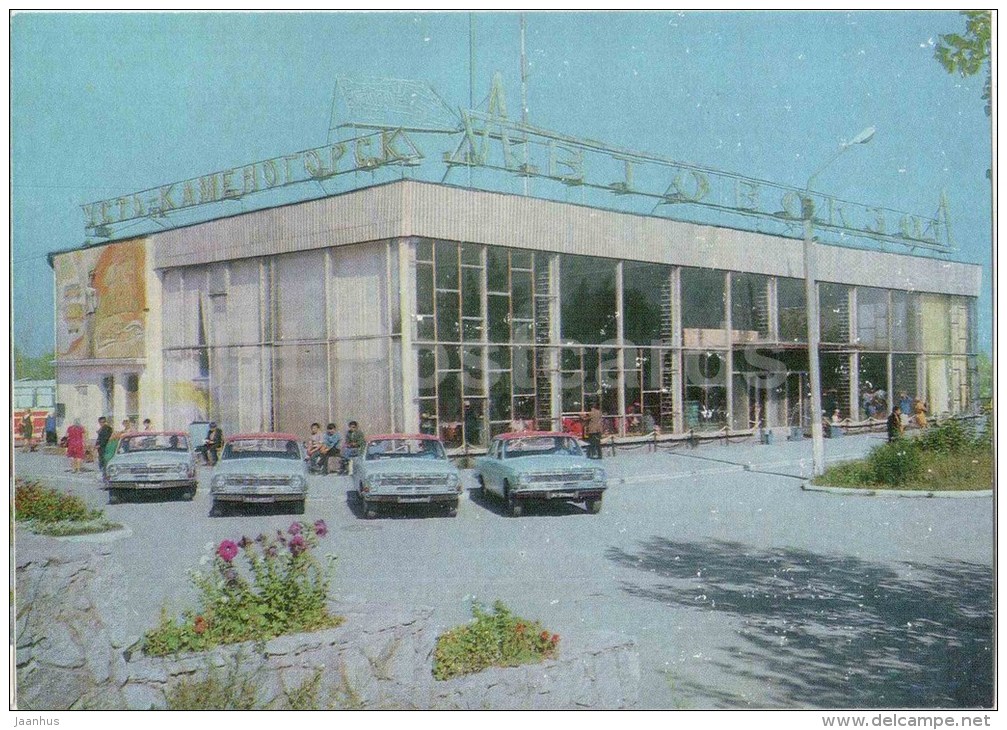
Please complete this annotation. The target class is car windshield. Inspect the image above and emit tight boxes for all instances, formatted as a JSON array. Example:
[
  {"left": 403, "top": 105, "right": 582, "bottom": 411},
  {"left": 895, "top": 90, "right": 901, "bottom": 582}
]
[
  {"left": 365, "top": 438, "right": 446, "bottom": 460},
  {"left": 221, "top": 438, "right": 302, "bottom": 460},
  {"left": 118, "top": 434, "right": 188, "bottom": 453},
  {"left": 503, "top": 436, "right": 583, "bottom": 458}
]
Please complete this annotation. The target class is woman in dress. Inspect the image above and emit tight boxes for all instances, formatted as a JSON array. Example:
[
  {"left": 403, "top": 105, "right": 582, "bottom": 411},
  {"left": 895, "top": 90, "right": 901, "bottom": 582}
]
[{"left": 66, "top": 419, "right": 86, "bottom": 473}]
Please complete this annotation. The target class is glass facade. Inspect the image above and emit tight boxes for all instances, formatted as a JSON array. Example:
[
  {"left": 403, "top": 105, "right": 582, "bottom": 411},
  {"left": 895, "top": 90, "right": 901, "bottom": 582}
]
[{"left": 161, "top": 236, "right": 980, "bottom": 446}]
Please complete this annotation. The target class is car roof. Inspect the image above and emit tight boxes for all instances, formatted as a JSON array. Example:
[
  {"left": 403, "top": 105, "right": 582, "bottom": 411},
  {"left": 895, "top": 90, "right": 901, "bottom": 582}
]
[
  {"left": 226, "top": 432, "right": 301, "bottom": 442},
  {"left": 495, "top": 431, "right": 579, "bottom": 441},
  {"left": 366, "top": 433, "right": 441, "bottom": 442}
]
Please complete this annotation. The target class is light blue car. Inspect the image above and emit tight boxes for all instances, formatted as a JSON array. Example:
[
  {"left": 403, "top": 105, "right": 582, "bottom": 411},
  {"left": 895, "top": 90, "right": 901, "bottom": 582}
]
[
  {"left": 475, "top": 432, "right": 607, "bottom": 517},
  {"left": 353, "top": 434, "right": 461, "bottom": 519}
]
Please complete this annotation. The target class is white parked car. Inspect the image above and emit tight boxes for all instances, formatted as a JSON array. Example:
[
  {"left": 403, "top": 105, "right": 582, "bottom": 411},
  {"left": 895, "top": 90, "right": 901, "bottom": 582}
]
[
  {"left": 353, "top": 434, "right": 462, "bottom": 518},
  {"left": 210, "top": 432, "right": 307, "bottom": 516},
  {"left": 103, "top": 431, "right": 196, "bottom": 504}
]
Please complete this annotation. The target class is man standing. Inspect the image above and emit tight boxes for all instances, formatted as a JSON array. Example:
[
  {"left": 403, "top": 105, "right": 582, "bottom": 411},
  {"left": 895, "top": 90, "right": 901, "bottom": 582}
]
[
  {"left": 584, "top": 402, "right": 604, "bottom": 460},
  {"left": 44, "top": 413, "right": 57, "bottom": 445},
  {"left": 886, "top": 406, "right": 904, "bottom": 443},
  {"left": 20, "top": 414, "right": 34, "bottom": 452},
  {"left": 96, "top": 416, "right": 113, "bottom": 473},
  {"left": 142, "top": 418, "right": 154, "bottom": 431}
]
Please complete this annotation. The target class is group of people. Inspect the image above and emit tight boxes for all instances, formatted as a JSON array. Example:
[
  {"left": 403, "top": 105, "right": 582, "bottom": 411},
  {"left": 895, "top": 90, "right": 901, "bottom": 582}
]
[{"left": 305, "top": 421, "right": 365, "bottom": 475}]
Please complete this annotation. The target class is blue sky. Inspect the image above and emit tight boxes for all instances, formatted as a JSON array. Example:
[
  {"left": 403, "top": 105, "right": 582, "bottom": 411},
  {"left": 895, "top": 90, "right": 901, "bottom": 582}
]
[{"left": 11, "top": 11, "right": 992, "bottom": 356}]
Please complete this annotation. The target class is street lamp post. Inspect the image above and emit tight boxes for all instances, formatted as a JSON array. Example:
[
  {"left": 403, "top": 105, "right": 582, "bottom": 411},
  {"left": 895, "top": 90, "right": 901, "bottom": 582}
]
[{"left": 803, "top": 126, "right": 875, "bottom": 477}]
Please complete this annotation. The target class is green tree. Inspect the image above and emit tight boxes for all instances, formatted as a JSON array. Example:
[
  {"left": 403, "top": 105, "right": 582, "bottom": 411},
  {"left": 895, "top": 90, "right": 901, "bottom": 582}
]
[
  {"left": 976, "top": 351, "right": 992, "bottom": 400},
  {"left": 934, "top": 10, "right": 991, "bottom": 118},
  {"left": 13, "top": 345, "right": 55, "bottom": 380}
]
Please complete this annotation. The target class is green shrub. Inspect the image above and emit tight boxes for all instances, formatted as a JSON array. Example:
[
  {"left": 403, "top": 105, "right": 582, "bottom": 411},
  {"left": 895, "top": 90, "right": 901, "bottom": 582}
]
[
  {"left": 916, "top": 419, "right": 977, "bottom": 455},
  {"left": 144, "top": 521, "right": 342, "bottom": 656},
  {"left": 432, "top": 601, "right": 559, "bottom": 681},
  {"left": 867, "top": 439, "right": 924, "bottom": 486},
  {"left": 14, "top": 480, "right": 102, "bottom": 523}
]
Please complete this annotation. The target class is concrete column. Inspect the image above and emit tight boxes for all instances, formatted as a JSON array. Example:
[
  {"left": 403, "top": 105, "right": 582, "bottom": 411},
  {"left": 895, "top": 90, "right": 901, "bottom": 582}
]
[
  {"left": 548, "top": 254, "right": 562, "bottom": 431},
  {"left": 615, "top": 261, "right": 626, "bottom": 435},
  {"left": 671, "top": 267, "right": 684, "bottom": 434},
  {"left": 399, "top": 238, "right": 420, "bottom": 433},
  {"left": 112, "top": 374, "right": 127, "bottom": 425},
  {"left": 848, "top": 351, "right": 860, "bottom": 420},
  {"left": 724, "top": 271, "right": 734, "bottom": 431}
]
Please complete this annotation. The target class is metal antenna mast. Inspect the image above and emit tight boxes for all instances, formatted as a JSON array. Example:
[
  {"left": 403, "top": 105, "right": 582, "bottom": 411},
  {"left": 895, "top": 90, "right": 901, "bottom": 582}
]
[{"left": 521, "top": 13, "right": 529, "bottom": 196}]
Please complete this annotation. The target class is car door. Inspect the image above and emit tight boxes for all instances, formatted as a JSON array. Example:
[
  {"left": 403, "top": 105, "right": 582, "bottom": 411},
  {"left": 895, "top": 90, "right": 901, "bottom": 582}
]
[{"left": 480, "top": 439, "right": 502, "bottom": 496}]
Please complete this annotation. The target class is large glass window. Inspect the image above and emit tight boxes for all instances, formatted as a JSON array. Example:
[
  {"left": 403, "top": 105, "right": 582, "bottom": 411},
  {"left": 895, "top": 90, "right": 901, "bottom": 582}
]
[
  {"left": 891, "top": 291, "right": 921, "bottom": 352},
  {"left": 623, "top": 262, "right": 670, "bottom": 346},
  {"left": 681, "top": 268, "right": 725, "bottom": 331},
  {"left": 856, "top": 287, "right": 889, "bottom": 350},
  {"left": 819, "top": 283, "right": 850, "bottom": 344},
  {"left": 777, "top": 277, "right": 807, "bottom": 343},
  {"left": 561, "top": 256, "right": 617, "bottom": 344},
  {"left": 683, "top": 350, "right": 727, "bottom": 431},
  {"left": 731, "top": 273, "right": 771, "bottom": 341},
  {"left": 920, "top": 294, "right": 950, "bottom": 353},
  {"left": 820, "top": 352, "right": 851, "bottom": 421},
  {"left": 857, "top": 353, "right": 888, "bottom": 419},
  {"left": 892, "top": 355, "right": 918, "bottom": 415}
]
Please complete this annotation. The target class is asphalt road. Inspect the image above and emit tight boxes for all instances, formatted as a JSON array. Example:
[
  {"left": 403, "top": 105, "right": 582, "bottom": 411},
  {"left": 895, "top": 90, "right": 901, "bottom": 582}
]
[{"left": 13, "top": 439, "right": 994, "bottom": 709}]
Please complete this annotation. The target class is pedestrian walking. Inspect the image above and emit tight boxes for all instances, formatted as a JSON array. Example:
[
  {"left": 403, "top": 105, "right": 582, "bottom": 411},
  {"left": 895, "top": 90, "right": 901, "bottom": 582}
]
[
  {"left": 96, "top": 416, "right": 113, "bottom": 473},
  {"left": 20, "top": 413, "right": 34, "bottom": 452},
  {"left": 584, "top": 402, "right": 604, "bottom": 460},
  {"left": 66, "top": 419, "right": 86, "bottom": 473}
]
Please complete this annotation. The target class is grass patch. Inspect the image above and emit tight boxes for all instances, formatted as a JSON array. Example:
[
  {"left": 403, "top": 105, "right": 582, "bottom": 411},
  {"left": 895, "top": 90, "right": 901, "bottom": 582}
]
[
  {"left": 813, "top": 420, "right": 993, "bottom": 491},
  {"left": 29, "top": 518, "right": 123, "bottom": 537},
  {"left": 432, "top": 601, "right": 560, "bottom": 681}
]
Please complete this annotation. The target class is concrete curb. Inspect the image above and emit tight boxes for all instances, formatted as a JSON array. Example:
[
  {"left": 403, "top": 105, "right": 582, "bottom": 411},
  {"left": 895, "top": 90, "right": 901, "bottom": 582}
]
[{"left": 801, "top": 481, "right": 993, "bottom": 499}]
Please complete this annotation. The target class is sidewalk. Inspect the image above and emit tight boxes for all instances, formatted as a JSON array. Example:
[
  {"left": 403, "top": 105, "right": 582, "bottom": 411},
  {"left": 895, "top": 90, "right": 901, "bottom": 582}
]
[{"left": 597, "top": 431, "right": 886, "bottom": 484}]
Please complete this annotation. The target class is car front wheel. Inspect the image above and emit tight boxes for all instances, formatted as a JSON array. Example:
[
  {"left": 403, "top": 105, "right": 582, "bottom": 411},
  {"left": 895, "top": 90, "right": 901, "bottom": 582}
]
[
  {"left": 505, "top": 484, "right": 522, "bottom": 517},
  {"left": 586, "top": 498, "right": 602, "bottom": 514},
  {"left": 362, "top": 500, "right": 378, "bottom": 519},
  {"left": 107, "top": 489, "right": 121, "bottom": 505}
]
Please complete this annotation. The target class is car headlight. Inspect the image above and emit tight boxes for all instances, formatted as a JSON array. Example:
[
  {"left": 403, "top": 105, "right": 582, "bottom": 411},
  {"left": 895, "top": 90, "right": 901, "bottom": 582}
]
[
  {"left": 517, "top": 473, "right": 530, "bottom": 485},
  {"left": 106, "top": 465, "right": 120, "bottom": 478},
  {"left": 290, "top": 475, "right": 306, "bottom": 490},
  {"left": 447, "top": 473, "right": 459, "bottom": 486},
  {"left": 211, "top": 474, "right": 226, "bottom": 490},
  {"left": 594, "top": 468, "right": 606, "bottom": 481}
]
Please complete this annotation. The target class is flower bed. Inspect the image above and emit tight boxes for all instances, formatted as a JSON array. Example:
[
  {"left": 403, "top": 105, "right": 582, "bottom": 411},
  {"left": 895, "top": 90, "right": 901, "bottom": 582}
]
[
  {"left": 144, "top": 520, "right": 342, "bottom": 656},
  {"left": 14, "top": 479, "right": 121, "bottom": 536},
  {"left": 433, "top": 601, "right": 559, "bottom": 680}
]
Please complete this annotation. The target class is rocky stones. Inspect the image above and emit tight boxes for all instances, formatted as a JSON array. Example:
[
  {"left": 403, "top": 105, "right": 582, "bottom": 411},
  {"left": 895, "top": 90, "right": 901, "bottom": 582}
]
[{"left": 15, "top": 536, "right": 640, "bottom": 710}]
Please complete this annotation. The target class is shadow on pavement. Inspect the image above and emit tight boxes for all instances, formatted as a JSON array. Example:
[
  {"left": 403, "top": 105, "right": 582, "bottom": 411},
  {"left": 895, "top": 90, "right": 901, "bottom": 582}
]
[{"left": 607, "top": 538, "right": 992, "bottom": 708}]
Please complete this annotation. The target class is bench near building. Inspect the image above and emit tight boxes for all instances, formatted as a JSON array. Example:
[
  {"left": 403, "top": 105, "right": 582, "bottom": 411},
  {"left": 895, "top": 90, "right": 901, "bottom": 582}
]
[{"left": 49, "top": 178, "right": 980, "bottom": 448}]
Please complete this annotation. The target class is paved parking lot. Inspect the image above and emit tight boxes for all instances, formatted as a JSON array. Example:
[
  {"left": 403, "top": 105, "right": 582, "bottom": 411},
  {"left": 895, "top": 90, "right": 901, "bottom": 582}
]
[{"left": 13, "top": 433, "right": 994, "bottom": 708}]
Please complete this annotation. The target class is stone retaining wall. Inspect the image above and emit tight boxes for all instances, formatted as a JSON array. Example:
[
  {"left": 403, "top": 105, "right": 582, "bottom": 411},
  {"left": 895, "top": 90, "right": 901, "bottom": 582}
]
[{"left": 15, "top": 533, "right": 639, "bottom": 710}]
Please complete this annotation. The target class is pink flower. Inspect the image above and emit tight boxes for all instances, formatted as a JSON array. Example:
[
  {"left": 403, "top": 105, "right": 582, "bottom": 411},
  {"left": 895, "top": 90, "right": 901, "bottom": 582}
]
[
  {"left": 313, "top": 519, "right": 328, "bottom": 538},
  {"left": 216, "top": 540, "right": 239, "bottom": 562},
  {"left": 289, "top": 534, "right": 306, "bottom": 556},
  {"left": 288, "top": 521, "right": 303, "bottom": 536}
]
